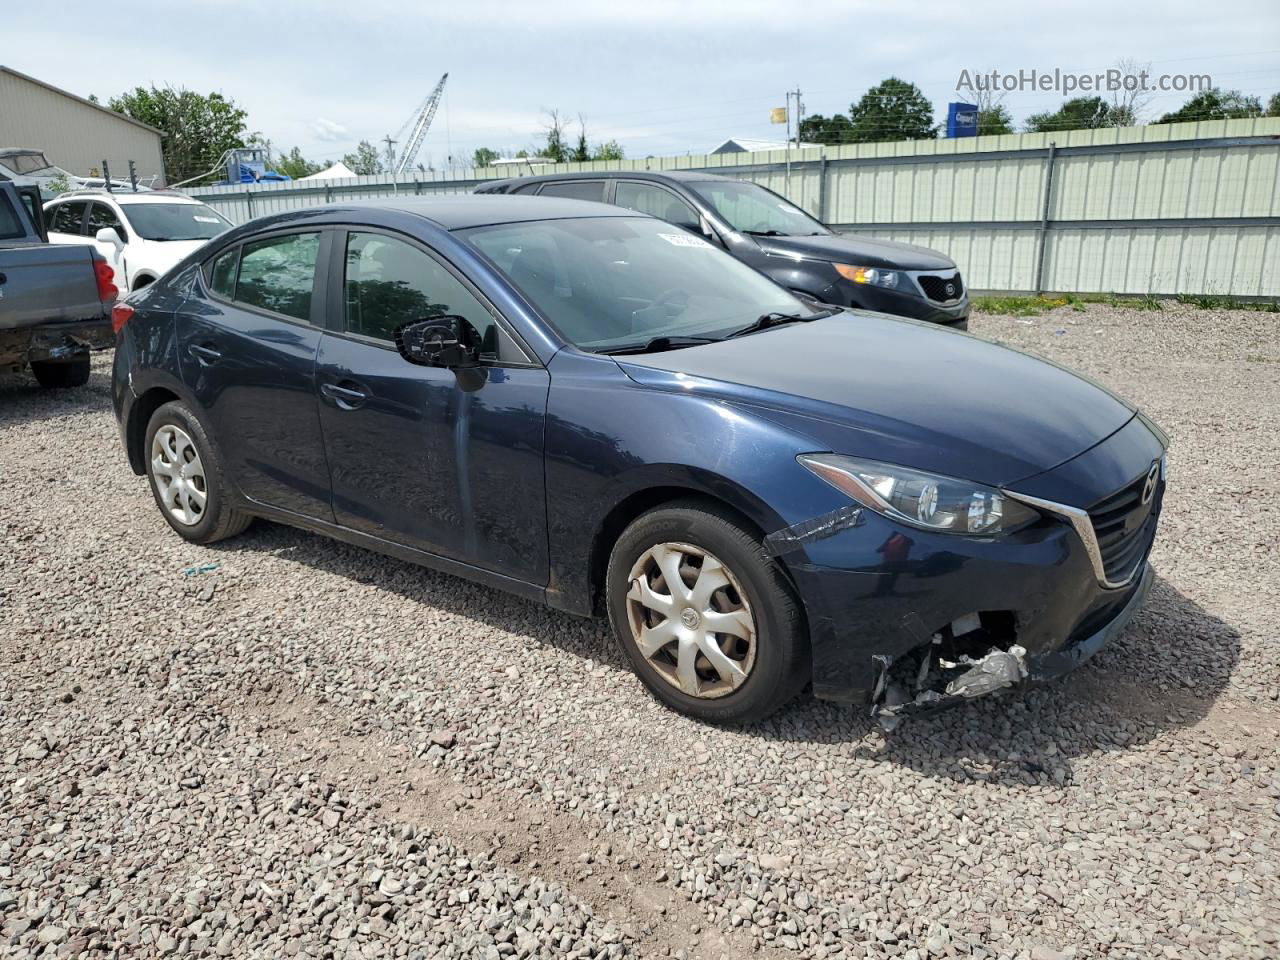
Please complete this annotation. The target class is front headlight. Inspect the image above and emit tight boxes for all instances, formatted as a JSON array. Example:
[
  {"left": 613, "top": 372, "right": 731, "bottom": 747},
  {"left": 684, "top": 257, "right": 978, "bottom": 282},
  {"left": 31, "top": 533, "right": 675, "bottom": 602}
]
[
  {"left": 833, "top": 263, "right": 904, "bottom": 289},
  {"left": 798, "top": 454, "right": 1040, "bottom": 535}
]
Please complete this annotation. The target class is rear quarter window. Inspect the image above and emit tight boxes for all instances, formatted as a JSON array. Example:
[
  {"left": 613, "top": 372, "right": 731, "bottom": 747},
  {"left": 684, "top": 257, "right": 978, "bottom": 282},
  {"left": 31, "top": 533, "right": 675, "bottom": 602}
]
[{"left": 207, "top": 247, "right": 239, "bottom": 298}]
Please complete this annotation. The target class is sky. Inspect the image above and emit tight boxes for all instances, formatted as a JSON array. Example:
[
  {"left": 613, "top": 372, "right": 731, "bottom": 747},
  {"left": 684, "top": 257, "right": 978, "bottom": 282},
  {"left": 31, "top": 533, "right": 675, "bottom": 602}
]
[{"left": 5, "top": 0, "right": 1280, "bottom": 170}]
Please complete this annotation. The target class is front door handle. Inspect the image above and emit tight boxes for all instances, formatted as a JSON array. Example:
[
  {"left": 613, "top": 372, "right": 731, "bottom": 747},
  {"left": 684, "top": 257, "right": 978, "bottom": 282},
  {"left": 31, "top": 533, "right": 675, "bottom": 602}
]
[
  {"left": 187, "top": 343, "right": 222, "bottom": 364},
  {"left": 320, "top": 381, "right": 369, "bottom": 410}
]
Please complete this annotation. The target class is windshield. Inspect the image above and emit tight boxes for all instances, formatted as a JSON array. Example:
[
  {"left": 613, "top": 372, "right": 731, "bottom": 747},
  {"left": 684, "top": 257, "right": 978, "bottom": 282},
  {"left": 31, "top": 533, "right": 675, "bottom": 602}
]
[
  {"left": 3, "top": 152, "right": 55, "bottom": 176},
  {"left": 123, "top": 202, "right": 231, "bottom": 241},
  {"left": 461, "top": 216, "right": 822, "bottom": 351},
  {"left": 689, "top": 180, "right": 829, "bottom": 237}
]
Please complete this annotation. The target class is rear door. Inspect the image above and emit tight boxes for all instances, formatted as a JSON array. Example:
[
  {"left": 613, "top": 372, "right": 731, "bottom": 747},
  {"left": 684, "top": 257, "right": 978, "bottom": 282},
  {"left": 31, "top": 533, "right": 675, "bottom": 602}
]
[
  {"left": 178, "top": 229, "right": 335, "bottom": 521},
  {"left": 315, "top": 227, "right": 550, "bottom": 583},
  {"left": 45, "top": 200, "right": 91, "bottom": 246}
]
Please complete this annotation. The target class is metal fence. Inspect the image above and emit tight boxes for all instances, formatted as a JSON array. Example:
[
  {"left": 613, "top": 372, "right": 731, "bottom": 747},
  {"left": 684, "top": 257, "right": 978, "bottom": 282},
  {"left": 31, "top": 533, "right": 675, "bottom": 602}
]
[{"left": 187, "top": 117, "right": 1280, "bottom": 298}]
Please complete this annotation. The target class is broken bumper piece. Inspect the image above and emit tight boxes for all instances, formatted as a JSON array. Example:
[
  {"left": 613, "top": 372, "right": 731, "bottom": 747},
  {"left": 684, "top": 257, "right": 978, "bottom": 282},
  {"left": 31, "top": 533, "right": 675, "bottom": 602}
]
[{"left": 872, "top": 563, "right": 1154, "bottom": 730}]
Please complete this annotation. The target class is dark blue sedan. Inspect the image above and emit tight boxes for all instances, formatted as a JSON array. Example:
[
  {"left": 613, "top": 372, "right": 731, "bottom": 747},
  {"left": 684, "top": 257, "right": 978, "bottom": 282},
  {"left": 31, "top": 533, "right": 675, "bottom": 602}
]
[{"left": 111, "top": 196, "right": 1166, "bottom": 725}]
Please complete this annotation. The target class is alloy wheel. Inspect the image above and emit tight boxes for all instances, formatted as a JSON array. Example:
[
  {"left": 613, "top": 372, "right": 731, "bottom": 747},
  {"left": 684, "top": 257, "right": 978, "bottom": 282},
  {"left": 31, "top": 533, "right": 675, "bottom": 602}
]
[
  {"left": 625, "top": 542, "right": 757, "bottom": 698},
  {"left": 150, "top": 424, "right": 208, "bottom": 526}
]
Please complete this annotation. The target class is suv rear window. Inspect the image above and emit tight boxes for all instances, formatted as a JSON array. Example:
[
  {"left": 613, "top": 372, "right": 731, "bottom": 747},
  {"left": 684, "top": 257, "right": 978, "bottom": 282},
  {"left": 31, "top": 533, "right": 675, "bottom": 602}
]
[
  {"left": 49, "top": 202, "right": 87, "bottom": 235},
  {"left": 538, "top": 181, "right": 606, "bottom": 202}
]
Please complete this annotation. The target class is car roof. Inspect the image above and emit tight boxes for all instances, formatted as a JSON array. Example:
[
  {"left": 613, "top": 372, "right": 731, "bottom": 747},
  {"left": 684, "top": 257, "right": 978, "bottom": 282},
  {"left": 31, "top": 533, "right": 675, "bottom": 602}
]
[
  {"left": 480, "top": 169, "right": 732, "bottom": 190},
  {"left": 47, "top": 190, "right": 202, "bottom": 205},
  {"left": 320, "top": 194, "right": 641, "bottom": 230}
]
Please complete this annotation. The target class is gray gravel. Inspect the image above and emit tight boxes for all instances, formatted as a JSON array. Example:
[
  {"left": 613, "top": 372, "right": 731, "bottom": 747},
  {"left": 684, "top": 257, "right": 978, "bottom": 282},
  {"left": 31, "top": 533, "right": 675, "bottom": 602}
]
[{"left": 2, "top": 301, "right": 1278, "bottom": 959}]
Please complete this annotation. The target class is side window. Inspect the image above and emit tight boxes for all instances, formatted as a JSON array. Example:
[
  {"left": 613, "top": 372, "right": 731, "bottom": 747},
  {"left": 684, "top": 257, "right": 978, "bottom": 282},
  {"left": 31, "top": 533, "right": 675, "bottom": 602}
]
[
  {"left": 538, "top": 180, "right": 605, "bottom": 202},
  {"left": 87, "top": 203, "right": 126, "bottom": 241},
  {"left": 615, "top": 182, "right": 699, "bottom": 228},
  {"left": 344, "top": 232, "right": 502, "bottom": 361},
  {"left": 512, "top": 183, "right": 543, "bottom": 195},
  {"left": 234, "top": 232, "right": 320, "bottom": 322},
  {"left": 207, "top": 246, "right": 239, "bottom": 298},
  {"left": 0, "top": 194, "right": 23, "bottom": 240},
  {"left": 49, "top": 201, "right": 87, "bottom": 235}
]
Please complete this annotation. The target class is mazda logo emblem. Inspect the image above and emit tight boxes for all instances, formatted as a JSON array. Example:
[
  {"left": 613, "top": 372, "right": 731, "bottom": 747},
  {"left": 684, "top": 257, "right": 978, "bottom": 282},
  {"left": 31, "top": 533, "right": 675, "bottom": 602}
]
[
  {"left": 944, "top": 282, "right": 956, "bottom": 298},
  {"left": 1141, "top": 462, "right": 1160, "bottom": 505}
]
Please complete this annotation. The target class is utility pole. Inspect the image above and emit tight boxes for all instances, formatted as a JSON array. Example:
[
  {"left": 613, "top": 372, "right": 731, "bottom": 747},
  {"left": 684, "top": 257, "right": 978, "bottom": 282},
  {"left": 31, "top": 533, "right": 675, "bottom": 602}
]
[
  {"left": 785, "top": 87, "right": 803, "bottom": 187},
  {"left": 382, "top": 135, "right": 398, "bottom": 172}
]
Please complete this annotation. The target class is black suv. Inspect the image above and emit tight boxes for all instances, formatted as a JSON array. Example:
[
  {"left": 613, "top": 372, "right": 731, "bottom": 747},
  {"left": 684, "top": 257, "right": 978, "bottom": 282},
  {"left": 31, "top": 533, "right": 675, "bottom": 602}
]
[{"left": 475, "top": 171, "right": 969, "bottom": 328}]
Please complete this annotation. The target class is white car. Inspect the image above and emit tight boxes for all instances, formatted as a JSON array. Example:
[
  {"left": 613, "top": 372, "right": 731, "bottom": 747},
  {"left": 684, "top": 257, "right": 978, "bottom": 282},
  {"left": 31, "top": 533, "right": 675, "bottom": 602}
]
[{"left": 43, "top": 190, "right": 233, "bottom": 293}]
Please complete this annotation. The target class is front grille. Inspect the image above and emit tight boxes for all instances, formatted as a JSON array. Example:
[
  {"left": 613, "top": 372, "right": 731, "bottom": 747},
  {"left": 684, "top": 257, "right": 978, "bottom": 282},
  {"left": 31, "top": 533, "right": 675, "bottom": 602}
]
[
  {"left": 917, "top": 272, "right": 964, "bottom": 303},
  {"left": 1088, "top": 466, "right": 1163, "bottom": 583}
]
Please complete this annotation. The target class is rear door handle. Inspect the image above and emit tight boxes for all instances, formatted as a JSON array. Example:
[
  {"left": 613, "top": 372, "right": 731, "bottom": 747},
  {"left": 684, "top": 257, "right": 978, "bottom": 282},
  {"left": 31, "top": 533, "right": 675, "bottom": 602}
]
[
  {"left": 188, "top": 343, "right": 222, "bottom": 364},
  {"left": 320, "top": 381, "right": 369, "bottom": 410}
]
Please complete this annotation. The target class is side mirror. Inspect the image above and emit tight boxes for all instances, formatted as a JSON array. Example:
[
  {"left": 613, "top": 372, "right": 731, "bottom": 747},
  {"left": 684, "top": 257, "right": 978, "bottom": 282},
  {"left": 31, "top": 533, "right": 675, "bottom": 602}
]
[
  {"left": 396, "top": 315, "right": 481, "bottom": 368},
  {"left": 95, "top": 227, "right": 124, "bottom": 247}
]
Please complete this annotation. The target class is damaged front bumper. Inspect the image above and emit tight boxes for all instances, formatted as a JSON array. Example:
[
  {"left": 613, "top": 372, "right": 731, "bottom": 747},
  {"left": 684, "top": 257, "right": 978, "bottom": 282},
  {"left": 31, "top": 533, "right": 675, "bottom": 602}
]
[{"left": 871, "top": 562, "right": 1153, "bottom": 728}]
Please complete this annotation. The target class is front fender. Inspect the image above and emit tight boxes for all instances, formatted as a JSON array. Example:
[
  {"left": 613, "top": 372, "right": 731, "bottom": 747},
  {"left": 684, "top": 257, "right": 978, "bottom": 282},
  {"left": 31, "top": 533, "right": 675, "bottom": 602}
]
[{"left": 543, "top": 350, "right": 852, "bottom": 614}]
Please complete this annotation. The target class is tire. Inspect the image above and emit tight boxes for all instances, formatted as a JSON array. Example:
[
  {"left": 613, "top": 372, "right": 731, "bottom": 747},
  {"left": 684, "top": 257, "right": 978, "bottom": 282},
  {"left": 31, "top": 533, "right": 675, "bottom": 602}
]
[
  {"left": 30, "top": 356, "right": 90, "bottom": 389},
  {"left": 606, "top": 499, "right": 809, "bottom": 724},
  {"left": 144, "top": 400, "right": 251, "bottom": 544}
]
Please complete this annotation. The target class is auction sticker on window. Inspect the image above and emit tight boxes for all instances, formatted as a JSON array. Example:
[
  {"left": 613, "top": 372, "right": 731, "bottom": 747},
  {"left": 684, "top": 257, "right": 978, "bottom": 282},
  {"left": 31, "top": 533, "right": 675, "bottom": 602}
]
[{"left": 658, "top": 233, "right": 713, "bottom": 248}]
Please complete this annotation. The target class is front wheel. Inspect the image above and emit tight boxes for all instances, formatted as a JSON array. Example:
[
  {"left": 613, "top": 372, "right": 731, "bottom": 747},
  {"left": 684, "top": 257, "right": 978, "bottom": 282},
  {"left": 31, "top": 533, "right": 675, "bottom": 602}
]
[{"left": 606, "top": 500, "right": 809, "bottom": 724}]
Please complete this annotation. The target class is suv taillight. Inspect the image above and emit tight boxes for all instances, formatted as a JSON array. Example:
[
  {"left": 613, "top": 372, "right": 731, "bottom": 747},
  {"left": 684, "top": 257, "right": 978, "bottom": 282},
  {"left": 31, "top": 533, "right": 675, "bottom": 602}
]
[
  {"left": 111, "top": 303, "right": 135, "bottom": 335},
  {"left": 94, "top": 260, "right": 118, "bottom": 302}
]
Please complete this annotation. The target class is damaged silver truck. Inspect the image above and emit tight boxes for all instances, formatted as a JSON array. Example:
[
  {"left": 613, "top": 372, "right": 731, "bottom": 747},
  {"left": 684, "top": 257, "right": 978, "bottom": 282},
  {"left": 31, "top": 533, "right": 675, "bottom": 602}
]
[{"left": 1, "top": 180, "right": 118, "bottom": 388}]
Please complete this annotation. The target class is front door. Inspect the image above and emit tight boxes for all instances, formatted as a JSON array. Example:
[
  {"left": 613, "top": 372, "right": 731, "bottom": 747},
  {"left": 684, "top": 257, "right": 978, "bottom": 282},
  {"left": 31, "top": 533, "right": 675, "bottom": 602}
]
[
  {"left": 315, "top": 228, "right": 550, "bottom": 584},
  {"left": 177, "top": 229, "right": 335, "bottom": 520},
  {"left": 86, "top": 202, "right": 129, "bottom": 288}
]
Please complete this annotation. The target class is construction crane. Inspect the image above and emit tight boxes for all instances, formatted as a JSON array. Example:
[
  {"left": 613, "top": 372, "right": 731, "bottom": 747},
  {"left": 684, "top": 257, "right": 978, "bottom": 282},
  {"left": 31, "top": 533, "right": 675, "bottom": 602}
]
[{"left": 389, "top": 73, "right": 449, "bottom": 175}]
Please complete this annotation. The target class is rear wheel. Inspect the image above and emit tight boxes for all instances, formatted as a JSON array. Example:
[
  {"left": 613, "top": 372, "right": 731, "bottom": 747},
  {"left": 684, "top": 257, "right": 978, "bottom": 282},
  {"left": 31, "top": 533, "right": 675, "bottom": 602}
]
[
  {"left": 606, "top": 500, "right": 808, "bottom": 724},
  {"left": 30, "top": 356, "right": 90, "bottom": 389},
  {"left": 144, "top": 401, "right": 251, "bottom": 543}
]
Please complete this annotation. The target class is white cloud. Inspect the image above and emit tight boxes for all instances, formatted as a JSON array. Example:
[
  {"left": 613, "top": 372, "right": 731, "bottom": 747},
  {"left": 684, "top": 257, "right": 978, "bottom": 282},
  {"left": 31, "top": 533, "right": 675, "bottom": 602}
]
[{"left": 311, "top": 118, "right": 350, "bottom": 143}]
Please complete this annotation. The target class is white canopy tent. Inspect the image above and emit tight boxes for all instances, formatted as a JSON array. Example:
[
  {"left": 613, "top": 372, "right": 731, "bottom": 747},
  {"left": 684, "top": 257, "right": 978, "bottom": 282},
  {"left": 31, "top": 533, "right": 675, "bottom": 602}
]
[{"left": 298, "top": 161, "right": 359, "bottom": 181}]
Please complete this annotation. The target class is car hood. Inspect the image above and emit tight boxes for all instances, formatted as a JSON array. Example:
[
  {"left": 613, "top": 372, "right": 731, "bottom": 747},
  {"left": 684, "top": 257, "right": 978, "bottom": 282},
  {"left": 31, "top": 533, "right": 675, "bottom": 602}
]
[
  {"left": 753, "top": 232, "right": 956, "bottom": 271},
  {"left": 615, "top": 313, "right": 1136, "bottom": 487}
]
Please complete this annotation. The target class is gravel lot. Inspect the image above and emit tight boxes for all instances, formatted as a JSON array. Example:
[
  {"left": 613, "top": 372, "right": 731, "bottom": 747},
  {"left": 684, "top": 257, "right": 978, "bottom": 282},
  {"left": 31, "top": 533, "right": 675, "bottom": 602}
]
[{"left": 2, "top": 302, "right": 1277, "bottom": 960}]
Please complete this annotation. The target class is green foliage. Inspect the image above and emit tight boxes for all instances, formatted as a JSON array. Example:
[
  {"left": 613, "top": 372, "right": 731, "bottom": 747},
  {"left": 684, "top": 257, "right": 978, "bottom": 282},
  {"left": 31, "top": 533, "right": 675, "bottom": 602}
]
[
  {"left": 977, "top": 104, "right": 1015, "bottom": 136},
  {"left": 274, "top": 147, "right": 323, "bottom": 180},
  {"left": 541, "top": 110, "right": 570, "bottom": 163},
  {"left": 1269, "top": 93, "right": 1280, "bottom": 117},
  {"left": 472, "top": 147, "right": 500, "bottom": 168},
  {"left": 846, "top": 77, "right": 936, "bottom": 143},
  {"left": 108, "top": 85, "right": 249, "bottom": 185},
  {"left": 342, "top": 140, "right": 383, "bottom": 176},
  {"left": 1025, "top": 97, "right": 1132, "bottom": 132},
  {"left": 1155, "top": 88, "right": 1264, "bottom": 124},
  {"left": 799, "top": 113, "right": 854, "bottom": 145},
  {"left": 45, "top": 172, "right": 72, "bottom": 196},
  {"left": 592, "top": 139, "right": 624, "bottom": 161}
]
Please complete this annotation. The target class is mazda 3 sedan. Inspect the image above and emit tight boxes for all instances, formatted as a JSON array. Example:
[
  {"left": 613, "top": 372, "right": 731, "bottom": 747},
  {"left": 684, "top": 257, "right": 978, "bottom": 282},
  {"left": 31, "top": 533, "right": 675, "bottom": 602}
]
[{"left": 111, "top": 197, "right": 1167, "bottom": 725}]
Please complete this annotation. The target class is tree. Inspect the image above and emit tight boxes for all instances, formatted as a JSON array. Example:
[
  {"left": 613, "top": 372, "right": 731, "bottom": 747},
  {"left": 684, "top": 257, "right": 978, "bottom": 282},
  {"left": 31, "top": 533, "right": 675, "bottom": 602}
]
[
  {"left": 976, "top": 104, "right": 1015, "bottom": 136},
  {"left": 1269, "top": 93, "right": 1280, "bottom": 117},
  {"left": 571, "top": 114, "right": 591, "bottom": 163},
  {"left": 1025, "top": 96, "right": 1130, "bottom": 132},
  {"left": 592, "top": 140, "right": 624, "bottom": 161},
  {"left": 472, "top": 147, "right": 500, "bottom": 168},
  {"left": 541, "top": 110, "right": 570, "bottom": 163},
  {"left": 1110, "top": 58, "right": 1154, "bottom": 124},
  {"left": 275, "top": 147, "right": 323, "bottom": 179},
  {"left": 799, "top": 113, "right": 854, "bottom": 145},
  {"left": 343, "top": 140, "right": 383, "bottom": 176},
  {"left": 846, "top": 77, "right": 936, "bottom": 143},
  {"left": 1155, "top": 88, "right": 1264, "bottom": 124},
  {"left": 108, "top": 85, "right": 249, "bottom": 185}
]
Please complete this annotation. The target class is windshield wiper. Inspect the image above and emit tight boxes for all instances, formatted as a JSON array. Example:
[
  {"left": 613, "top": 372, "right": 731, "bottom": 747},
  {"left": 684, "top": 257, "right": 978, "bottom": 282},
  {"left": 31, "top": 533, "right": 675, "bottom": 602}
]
[
  {"left": 742, "top": 229, "right": 789, "bottom": 237},
  {"left": 726, "top": 309, "right": 838, "bottom": 339},
  {"left": 599, "top": 335, "right": 719, "bottom": 356}
]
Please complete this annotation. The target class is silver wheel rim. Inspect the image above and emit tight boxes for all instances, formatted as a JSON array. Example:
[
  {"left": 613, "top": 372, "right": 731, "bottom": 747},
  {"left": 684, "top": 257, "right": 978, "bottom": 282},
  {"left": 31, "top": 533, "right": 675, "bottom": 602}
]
[
  {"left": 625, "top": 542, "right": 757, "bottom": 699},
  {"left": 150, "top": 424, "right": 208, "bottom": 526}
]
